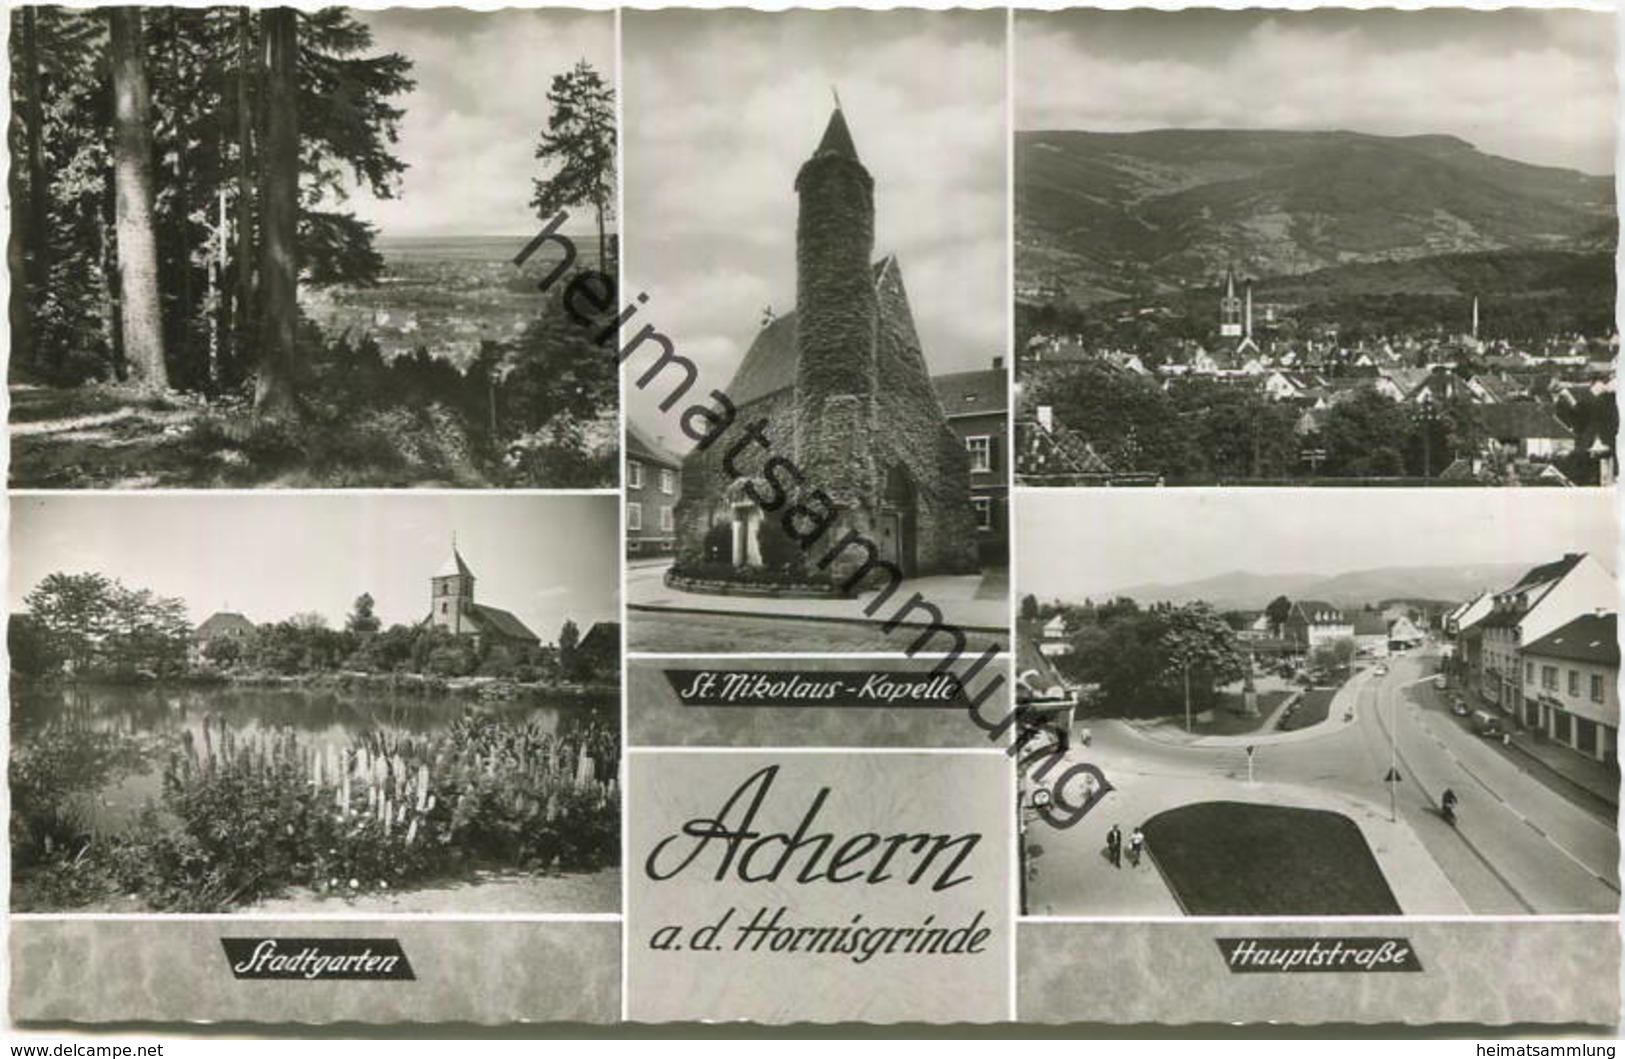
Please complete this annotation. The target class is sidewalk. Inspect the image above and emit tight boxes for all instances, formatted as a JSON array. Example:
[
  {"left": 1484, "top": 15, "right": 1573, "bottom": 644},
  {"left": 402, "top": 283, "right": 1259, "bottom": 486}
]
[
  {"left": 1504, "top": 727, "right": 1620, "bottom": 809},
  {"left": 627, "top": 561, "right": 1009, "bottom": 636},
  {"left": 1021, "top": 739, "right": 1466, "bottom": 917},
  {"left": 1125, "top": 673, "right": 1368, "bottom": 750}
]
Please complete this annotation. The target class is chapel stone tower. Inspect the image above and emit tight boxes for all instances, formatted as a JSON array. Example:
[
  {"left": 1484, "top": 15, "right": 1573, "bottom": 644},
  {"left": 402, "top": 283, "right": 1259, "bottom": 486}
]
[
  {"left": 429, "top": 547, "right": 475, "bottom": 635},
  {"left": 792, "top": 104, "right": 878, "bottom": 519}
]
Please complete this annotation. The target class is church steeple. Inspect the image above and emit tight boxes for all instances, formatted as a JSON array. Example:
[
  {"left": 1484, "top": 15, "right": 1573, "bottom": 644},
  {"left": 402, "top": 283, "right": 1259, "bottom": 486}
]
[
  {"left": 813, "top": 103, "right": 860, "bottom": 161},
  {"left": 430, "top": 542, "right": 476, "bottom": 634},
  {"left": 792, "top": 98, "right": 880, "bottom": 548},
  {"left": 794, "top": 100, "right": 877, "bottom": 409},
  {"left": 1219, "top": 267, "right": 1243, "bottom": 339}
]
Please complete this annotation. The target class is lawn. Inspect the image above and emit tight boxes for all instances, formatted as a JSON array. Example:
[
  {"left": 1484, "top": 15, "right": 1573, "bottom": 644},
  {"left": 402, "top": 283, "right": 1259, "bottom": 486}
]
[
  {"left": 1142, "top": 801, "right": 1402, "bottom": 915},
  {"left": 1188, "top": 690, "right": 1292, "bottom": 736},
  {"left": 1276, "top": 687, "right": 1338, "bottom": 732}
]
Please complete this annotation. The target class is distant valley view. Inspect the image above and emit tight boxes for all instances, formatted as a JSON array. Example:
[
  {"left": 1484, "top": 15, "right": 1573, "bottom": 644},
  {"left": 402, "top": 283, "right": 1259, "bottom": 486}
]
[
  {"left": 1016, "top": 129, "right": 1614, "bottom": 312},
  {"left": 304, "top": 236, "right": 600, "bottom": 371},
  {"left": 1015, "top": 128, "right": 1618, "bottom": 488}
]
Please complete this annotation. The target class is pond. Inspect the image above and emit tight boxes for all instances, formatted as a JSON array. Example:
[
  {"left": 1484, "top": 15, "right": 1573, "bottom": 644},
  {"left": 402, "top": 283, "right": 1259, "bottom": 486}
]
[{"left": 11, "top": 681, "right": 616, "bottom": 832}]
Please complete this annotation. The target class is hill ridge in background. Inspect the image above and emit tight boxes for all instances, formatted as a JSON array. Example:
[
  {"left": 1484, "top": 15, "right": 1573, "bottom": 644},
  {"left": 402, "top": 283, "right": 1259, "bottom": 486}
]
[
  {"left": 1016, "top": 128, "right": 1616, "bottom": 305},
  {"left": 1098, "top": 561, "right": 1536, "bottom": 611}
]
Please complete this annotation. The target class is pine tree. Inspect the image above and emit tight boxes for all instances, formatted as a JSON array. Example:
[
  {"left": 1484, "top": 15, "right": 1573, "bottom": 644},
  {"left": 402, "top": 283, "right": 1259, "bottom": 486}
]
[
  {"left": 531, "top": 60, "right": 616, "bottom": 268},
  {"left": 108, "top": 6, "right": 168, "bottom": 392}
]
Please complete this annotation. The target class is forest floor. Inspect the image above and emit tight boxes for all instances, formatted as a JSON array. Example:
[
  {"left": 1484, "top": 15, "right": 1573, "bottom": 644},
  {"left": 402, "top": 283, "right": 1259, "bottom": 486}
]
[
  {"left": 8, "top": 384, "right": 493, "bottom": 489},
  {"left": 9, "top": 385, "right": 208, "bottom": 488}
]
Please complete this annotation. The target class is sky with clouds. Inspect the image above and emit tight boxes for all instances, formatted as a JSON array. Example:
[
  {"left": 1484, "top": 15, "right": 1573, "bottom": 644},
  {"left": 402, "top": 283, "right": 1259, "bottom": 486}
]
[
  {"left": 10, "top": 495, "right": 619, "bottom": 642},
  {"left": 1017, "top": 8, "right": 1617, "bottom": 174},
  {"left": 346, "top": 8, "right": 615, "bottom": 239},
  {"left": 1018, "top": 489, "right": 1618, "bottom": 601},
  {"left": 622, "top": 9, "right": 1008, "bottom": 441}
]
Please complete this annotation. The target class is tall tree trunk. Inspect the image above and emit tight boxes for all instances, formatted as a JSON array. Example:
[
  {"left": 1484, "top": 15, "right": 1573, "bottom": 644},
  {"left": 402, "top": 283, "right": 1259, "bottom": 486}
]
[
  {"left": 172, "top": 50, "right": 196, "bottom": 388},
  {"left": 11, "top": 7, "right": 48, "bottom": 377},
  {"left": 109, "top": 7, "right": 168, "bottom": 392},
  {"left": 254, "top": 6, "right": 298, "bottom": 417},
  {"left": 232, "top": 5, "right": 254, "bottom": 385},
  {"left": 99, "top": 182, "right": 123, "bottom": 376},
  {"left": 597, "top": 204, "right": 608, "bottom": 274}
]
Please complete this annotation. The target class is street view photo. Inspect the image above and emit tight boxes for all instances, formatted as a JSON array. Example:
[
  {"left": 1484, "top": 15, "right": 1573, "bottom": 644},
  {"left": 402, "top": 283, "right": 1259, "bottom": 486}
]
[
  {"left": 621, "top": 9, "right": 1009, "bottom": 653},
  {"left": 9, "top": 494, "right": 621, "bottom": 914},
  {"left": 9, "top": 7, "right": 618, "bottom": 488},
  {"left": 1016, "top": 489, "right": 1618, "bottom": 916},
  {"left": 1014, "top": 9, "right": 1617, "bottom": 487}
]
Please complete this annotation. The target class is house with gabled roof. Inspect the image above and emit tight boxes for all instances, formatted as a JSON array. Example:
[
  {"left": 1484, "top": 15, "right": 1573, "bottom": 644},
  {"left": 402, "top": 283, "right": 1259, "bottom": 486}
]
[
  {"left": 1477, "top": 552, "right": 1615, "bottom": 725},
  {"left": 1445, "top": 589, "right": 1496, "bottom": 683},
  {"left": 1283, "top": 600, "right": 1354, "bottom": 651},
  {"left": 1351, "top": 610, "right": 1390, "bottom": 658},
  {"left": 626, "top": 422, "right": 683, "bottom": 558},
  {"left": 1520, "top": 612, "right": 1618, "bottom": 763},
  {"left": 1478, "top": 403, "right": 1576, "bottom": 460},
  {"left": 191, "top": 611, "right": 257, "bottom": 666},
  {"left": 1387, "top": 614, "right": 1425, "bottom": 651},
  {"left": 933, "top": 358, "right": 1010, "bottom": 564}
]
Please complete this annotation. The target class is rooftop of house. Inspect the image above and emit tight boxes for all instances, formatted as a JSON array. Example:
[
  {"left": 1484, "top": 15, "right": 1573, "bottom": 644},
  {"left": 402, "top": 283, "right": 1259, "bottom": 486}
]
[
  {"left": 1016, "top": 631, "right": 1071, "bottom": 704},
  {"left": 195, "top": 611, "right": 256, "bottom": 637},
  {"left": 723, "top": 257, "right": 903, "bottom": 408},
  {"left": 932, "top": 364, "right": 1008, "bottom": 419},
  {"left": 578, "top": 620, "right": 621, "bottom": 655},
  {"left": 468, "top": 603, "right": 538, "bottom": 644},
  {"left": 1478, "top": 402, "right": 1575, "bottom": 440},
  {"left": 1512, "top": 553, "right": 1586, "bottom": 592},
  {"left": 627, "top": 421, "right": 683, "bottom": 469},
  {"left": 1521, "top": 612, "right": 1618, "bottom": 668},
  {"left": 1479, "top": 554, "right": 1586, "bottom": 629},
  {"left": 1351, "top": 612, "right": 1389, "bottom": 637},
  {"left": 1290, "top": 599, "right": 1348, "bottom": 625}
]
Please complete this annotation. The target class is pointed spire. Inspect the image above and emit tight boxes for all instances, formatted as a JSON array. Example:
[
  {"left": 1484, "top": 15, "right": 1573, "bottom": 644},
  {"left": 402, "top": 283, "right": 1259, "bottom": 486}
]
[{"left": 814, "top": 103, "right": 860, "bottom": 161}]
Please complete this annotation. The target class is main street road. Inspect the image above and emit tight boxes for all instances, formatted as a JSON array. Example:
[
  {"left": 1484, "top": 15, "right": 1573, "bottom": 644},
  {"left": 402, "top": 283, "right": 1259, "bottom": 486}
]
[
  {"left": 1029, "top": 648, "right": 1618, "bottom": 915},
  {"left": 1363, "top": 650, "right": 1619, "bottom": 914}
]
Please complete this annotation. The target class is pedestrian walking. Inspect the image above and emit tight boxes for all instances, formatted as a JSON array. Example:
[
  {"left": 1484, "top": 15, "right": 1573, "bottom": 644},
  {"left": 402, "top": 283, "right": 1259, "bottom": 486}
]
[
  {"left": 1127, "top": 826, "right": 1145, "bottom": 868},
  {"left": 1106, "top": 824, "right": 1122, "bottom": 869}
]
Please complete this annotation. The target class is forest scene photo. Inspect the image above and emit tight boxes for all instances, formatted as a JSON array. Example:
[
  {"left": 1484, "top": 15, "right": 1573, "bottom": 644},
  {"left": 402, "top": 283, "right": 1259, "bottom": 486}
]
[{"left": 8, "top": 6, "right": 619, "bottom": 488}]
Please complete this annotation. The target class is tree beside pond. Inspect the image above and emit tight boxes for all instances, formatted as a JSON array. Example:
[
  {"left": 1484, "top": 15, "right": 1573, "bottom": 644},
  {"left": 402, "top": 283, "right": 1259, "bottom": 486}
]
[{"left": 20, "top": 572, "right": 189, "bottom": 678}]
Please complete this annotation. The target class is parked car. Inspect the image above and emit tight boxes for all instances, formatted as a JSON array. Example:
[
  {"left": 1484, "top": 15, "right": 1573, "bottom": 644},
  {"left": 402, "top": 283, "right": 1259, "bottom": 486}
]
[
  {"left": 1470, "top": 709, "right": 1504, "bottom": 737},
  {"left": 1374, "top": 664, "right": 1389, "bottom": 676},
  {"left": 1450, "top": 698, "right": 1470, "bottom": 717}
]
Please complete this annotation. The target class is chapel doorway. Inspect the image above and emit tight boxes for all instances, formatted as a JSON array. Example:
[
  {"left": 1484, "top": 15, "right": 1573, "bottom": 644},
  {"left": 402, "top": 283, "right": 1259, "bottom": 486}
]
[{"left": 880, "top": 465, "right": 918, "bottom": 578}]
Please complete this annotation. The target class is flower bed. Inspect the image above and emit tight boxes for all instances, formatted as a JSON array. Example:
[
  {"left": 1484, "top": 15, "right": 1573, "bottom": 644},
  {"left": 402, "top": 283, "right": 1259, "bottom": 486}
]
[
  {"left": 12, "top": 712, "right": 620, "bottom": 912},
  {"left": 665, "top": 560, "right": 848, "bottom": 600}
]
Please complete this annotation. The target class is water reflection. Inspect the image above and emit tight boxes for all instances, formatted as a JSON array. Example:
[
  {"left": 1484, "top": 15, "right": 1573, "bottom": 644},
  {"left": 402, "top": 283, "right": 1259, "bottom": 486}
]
[{"left": 11, "top": 682, "right": 614, "bottom": 831}]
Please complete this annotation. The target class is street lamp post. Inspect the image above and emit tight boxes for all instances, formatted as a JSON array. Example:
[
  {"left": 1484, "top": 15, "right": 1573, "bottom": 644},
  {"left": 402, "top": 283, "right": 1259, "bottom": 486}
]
[
  {"left": 1183, "top": 659, "right": 1192, "bottom": 733},
  {"left": 1387, "top": 674, "right": 1399, "bottom": 822}
]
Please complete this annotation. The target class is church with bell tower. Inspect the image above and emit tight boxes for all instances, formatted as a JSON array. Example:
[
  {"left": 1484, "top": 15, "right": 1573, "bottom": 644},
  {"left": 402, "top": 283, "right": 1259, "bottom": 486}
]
[
  {"left": 425, "top": 542, "right": 541, "bottom": 649},
  {"left": 1218, "top": 266, "right": 1260, "bottom": 357}
]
